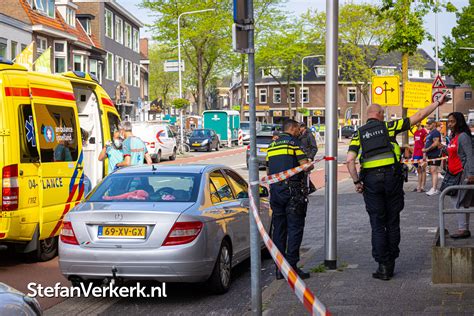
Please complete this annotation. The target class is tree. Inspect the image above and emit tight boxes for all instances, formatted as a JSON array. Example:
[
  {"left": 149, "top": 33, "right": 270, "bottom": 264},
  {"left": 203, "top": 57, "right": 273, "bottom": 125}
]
[
  {"left": 141, "top": 0, "right": 232, "bottom": 115},
  {"left": 256, "top": 17, "right": 311, "bottom": 119},
  {"left": 148, "top": 44, "right": 178, "bottom": 113},
  {"left": 440, "top": 0, "right": 473, "bottom": 87},
  {"left": 172, "top": 98, "right": 190, "bottom": 110},
  {"left": 304, "top": 4, "right": 394, "bottom": 111}
]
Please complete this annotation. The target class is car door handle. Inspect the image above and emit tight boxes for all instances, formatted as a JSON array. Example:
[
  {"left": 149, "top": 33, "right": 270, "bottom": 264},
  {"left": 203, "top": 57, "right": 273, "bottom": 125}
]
[{"left": 76, "top": 166, "right": 83, "bottom": 170}]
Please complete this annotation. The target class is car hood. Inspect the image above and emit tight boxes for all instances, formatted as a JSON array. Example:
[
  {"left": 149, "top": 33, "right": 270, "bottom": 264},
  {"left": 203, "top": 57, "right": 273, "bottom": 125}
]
[{"left": 189, "top": 137, "right": 210, "bottom": 142}]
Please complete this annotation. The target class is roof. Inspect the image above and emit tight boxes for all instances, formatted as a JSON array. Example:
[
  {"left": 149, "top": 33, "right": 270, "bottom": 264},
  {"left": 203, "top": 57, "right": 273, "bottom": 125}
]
[
  {"left": 19, "top": 0, "right": 99, "bottom": 50},
  {"left": 113, "top": 164, "right": 224, "bottom": 174},
  {"left": 231, "top": 47, "right": 458, "bottom": 89}
]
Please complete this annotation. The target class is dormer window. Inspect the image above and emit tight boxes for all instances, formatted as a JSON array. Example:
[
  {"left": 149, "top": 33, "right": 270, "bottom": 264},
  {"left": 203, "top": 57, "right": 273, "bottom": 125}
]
[
  {"left": 33, "top": 0, "right": 55, "bottom": 18},
  {"left": 78, "top": 14, "right": 94, "bottom": 36},
  {"left": 66, "top": 7, "right": 75, "bottom": 26}
]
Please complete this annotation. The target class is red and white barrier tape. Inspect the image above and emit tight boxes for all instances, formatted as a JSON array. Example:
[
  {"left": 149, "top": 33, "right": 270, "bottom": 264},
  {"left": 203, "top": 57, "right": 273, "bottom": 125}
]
[
  {"left": 248, "top": 189, "right": 330, "bottom": 315},
  {"left": 401, "top": 156, "right": 448, "bottom": 165},
  {"left": 260, "top": 156, "right": 330, "bottom": 185}
]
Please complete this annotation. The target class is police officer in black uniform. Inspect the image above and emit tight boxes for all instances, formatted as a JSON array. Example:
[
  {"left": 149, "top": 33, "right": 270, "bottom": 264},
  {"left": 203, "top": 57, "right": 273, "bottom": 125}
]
[
  {"left": 266, "top": 119, "right": 314, "bottom": 280},
  {"left": 346, "top": 95, "right": 448, "bottom": 280}
]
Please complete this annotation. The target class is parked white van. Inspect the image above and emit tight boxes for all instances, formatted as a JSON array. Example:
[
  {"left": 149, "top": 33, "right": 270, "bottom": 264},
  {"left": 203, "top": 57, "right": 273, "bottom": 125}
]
[{"left": 131, "top": 121, "right": 177, "bottom": 162}]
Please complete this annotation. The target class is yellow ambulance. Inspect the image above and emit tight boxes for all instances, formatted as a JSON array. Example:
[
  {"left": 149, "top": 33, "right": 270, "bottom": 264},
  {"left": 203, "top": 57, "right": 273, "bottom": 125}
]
[{"left": 0, "top": 59, "right": 120, "bottom": 261}]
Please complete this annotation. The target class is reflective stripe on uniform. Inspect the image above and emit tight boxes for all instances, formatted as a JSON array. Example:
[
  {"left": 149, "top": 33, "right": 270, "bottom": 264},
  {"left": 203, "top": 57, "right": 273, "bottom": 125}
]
[{"left": 361, "top": 152, "right": 396, "bottom": 168}]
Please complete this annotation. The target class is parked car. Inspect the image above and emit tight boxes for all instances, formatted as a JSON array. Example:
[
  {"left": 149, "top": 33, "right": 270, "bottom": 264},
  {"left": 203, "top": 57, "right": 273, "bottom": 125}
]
[
  {"left": 246, "top": 132, "right": 274, "bottom": 169},
  {"left": 0, "top": 282, "right": 42, "bottom": 315},
  {"left": 132, "top": 121, "right": 177, "bottom": 162},
  {"left": 240, "top": 121, "right": 262, "bottom": 144},
  {"left": 59, "top": 165, "right": 271, "bottom": 294},
  {"left": 341, "top": 125, "right": 357, "bottom": 138},
  {"left": 261, "top": 124, "right": 282, "bottom": 132},
  {"left": 188, "top": 129, "right": 220, "bottom": 151}
]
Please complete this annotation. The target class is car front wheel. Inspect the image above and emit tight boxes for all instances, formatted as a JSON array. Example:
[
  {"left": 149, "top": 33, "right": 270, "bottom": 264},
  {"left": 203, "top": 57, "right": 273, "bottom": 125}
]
[{"left": 208, "top": 239, "right": 232, "bottom": 294}]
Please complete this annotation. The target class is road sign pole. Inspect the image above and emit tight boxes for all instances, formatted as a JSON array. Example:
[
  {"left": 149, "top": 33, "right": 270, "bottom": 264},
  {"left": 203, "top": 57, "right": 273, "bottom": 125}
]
[
  {"left": 244, "top": 0, "right": 262, "bottom": 314},
  {"left": 324, "top": 0, "right": 338, "bottom": 270}
]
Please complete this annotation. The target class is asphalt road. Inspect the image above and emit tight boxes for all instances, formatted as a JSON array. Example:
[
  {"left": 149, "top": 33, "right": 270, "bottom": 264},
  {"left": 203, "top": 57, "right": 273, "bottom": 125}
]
[{"left": 1, "top": 141, "right": 352, "bottom": 315}]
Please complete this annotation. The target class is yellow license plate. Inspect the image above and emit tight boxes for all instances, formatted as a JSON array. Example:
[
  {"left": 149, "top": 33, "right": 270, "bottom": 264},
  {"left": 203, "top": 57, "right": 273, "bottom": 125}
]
[
  {"left": 98, "top": 226, "right": 146, "bottom": 238},
  {"left": 259, "top": 148, "right": 268, "bottom": 152},
  {"left": 192, "top": 143, "right": 201, "bottom": 147}
]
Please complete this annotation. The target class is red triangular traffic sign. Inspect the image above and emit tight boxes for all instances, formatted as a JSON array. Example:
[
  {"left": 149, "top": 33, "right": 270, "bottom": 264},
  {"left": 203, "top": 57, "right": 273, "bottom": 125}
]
[{"left": 432, "top": 74, "right": 446, "bottom": 89}]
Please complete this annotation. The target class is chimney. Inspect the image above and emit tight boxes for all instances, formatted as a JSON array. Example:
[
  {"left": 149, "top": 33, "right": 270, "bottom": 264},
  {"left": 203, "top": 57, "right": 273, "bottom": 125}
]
[{"left": 140, "top": 38, "right": 149, "bottom": 59}]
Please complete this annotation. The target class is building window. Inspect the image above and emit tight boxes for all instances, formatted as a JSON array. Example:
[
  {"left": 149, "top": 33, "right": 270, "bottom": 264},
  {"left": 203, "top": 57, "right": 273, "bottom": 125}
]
[
  {"left": 89, "top": 59, "right": 98, "bottom": 77},
  {"left": 34, "top": 0, "right": 55, "bottom": 18},
  {"left": 259, "top": 88, "right": 267, "bottom": 104},
  {"left": 408, "top": 69, "right": 413, "bottom": 78},
  {"left": 54, "top": 41, "right": 67, "bottom": 73},
  {"left": 106, "top": 52, "right": 114, "bottom": 80},
  {"left": 245, "top": 89, "right": 249, "bottom": 104},
  {"left": 124, "top": 23, "right": 132, "bottom": 49},
  {"left": 0, "top": 38, "right": 6, "bottom": 59},
  {"left": 73, "top": 54, "right": 86, "bottom": 72},
  {"left": 125, "top": 60, "right": 132, "bottom": 85},
  {"left": 21, "top": 44, "right": 27, "bottom": 52},
  {"left": 133, "top": 28, "right": 139, "bottom": 52},
  {"left": 115, "top": 55, "right": 124, "bottom": 82},
  {"left": 115, "top": 16, "right": 123, "bottom": 44},
  {"left": 83, "top": 19, "right": 92, "bottom": 35},
  {"left": 10, "top": 41, "right": 18, "bottom": 60},
  {"left": 419, "top": 70, "right": 424, "bottom": 78},
  {"left": 143, "top": 78, "right": 148, "bottom": 96},
  {"left": 301, "top": 87, "right": 309, "bottom": 103},
  {"left": 97, "top": 62, "right": 103, "bottom": 84},
  {"left": 37, "top": 37, "right": 47, "bottom": 55},
  {"left": 105, "top": 9, "right": 113, "bottom": 38},
  {"left": 289, "top": 87, "right": 296, "bottom": 103},
  {"left": 465, "top": 91, "right": 472, "bottom": 100},
  {"left": 134, "top": 64, "right": 139, "bottom": 87},
  {"left": 347, "top": 87, "right": 357, "bottom": 103},
  {"left": 66, "top": 7, "right": 75, "bottom": 26},
  {"left": 273, "top": 88, "right": 281, "bottom": 103}
]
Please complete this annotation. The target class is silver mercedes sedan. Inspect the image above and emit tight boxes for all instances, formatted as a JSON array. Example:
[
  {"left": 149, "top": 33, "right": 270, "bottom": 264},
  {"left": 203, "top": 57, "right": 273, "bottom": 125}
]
[{"left": 59, "top": 164, "right": 271, "bottom": 294}]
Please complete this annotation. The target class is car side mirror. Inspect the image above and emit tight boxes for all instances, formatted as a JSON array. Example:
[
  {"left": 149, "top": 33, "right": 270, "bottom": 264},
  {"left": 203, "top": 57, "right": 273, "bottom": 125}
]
[
  {"left": 89, "top": 137, "right": 95, "bottom": 144},
  {"left": 259, "top": 186, "right": 269, "bottom": 198}
]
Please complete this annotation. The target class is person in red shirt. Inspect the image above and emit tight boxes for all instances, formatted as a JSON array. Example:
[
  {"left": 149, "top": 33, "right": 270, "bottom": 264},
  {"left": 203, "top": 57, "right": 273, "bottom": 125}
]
[{"left": 413, "top": 123, "right": 428, "bottom": 192}]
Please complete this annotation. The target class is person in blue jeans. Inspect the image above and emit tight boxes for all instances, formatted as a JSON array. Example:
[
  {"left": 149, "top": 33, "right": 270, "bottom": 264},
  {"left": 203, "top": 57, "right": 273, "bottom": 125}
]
[
  {"left": 423, "top": 118, "right": 442, "bottom": 196},
  {"left": 116, "top": 121, "right": 152, "bottom": 167}
]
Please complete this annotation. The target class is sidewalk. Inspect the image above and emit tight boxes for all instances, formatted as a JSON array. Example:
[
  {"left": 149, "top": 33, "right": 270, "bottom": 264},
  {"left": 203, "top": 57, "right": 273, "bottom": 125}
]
[{"left": 263, "top": 175, "right": 474, "bottom": 315}]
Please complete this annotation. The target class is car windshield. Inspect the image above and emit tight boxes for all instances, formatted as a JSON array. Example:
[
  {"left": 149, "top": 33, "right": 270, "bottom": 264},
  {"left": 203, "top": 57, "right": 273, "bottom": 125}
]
[
  {"left": 256, "top": 135, "right": 274, "bottom": 145},
  {"left": 87, "top": 173, "right": 201, "bottom": 203},
  {"left": 261, "top": 125, "right": 273, "bottom": 132},
  {"left": 191, "top": 130, "right": 211, "bottom": 137},
  {"left": 240, "top": 122, "right": 250, "bottom": 130}
]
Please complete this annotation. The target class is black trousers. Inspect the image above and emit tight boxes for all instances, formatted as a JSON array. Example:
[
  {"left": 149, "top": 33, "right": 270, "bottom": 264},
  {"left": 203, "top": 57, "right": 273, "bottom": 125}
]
[
  {"left": 361, "top": 165, "right": 404, "bottom": 264},
  {"left": 270, "top": 183, "right": 307, "bottom": 267}
]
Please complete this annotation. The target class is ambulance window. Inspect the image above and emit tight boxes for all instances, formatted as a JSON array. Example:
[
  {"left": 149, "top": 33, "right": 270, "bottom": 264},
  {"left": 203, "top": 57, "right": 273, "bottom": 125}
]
[
  {"left": 34, "top": 104, "right": 79, "bottom": 162},
  {"left": 107, "top": 112, "right": 120, "bottom": 139},
  {"left": 18, "top": 105, "right": 40, "bottom": 163}
]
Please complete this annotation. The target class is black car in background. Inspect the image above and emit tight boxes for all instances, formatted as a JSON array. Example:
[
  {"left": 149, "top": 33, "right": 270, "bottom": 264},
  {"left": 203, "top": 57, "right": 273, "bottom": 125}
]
[
  {"left": 341, "top": 125, "right": 357, "bottom": 138},
  {"left": 188, "top": 128, "right": 220, "bottom": 151}
]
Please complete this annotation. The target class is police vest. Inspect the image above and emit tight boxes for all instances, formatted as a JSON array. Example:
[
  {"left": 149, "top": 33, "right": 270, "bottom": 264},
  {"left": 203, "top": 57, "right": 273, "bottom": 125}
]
[{"left": 358, "top": 120, "right": 397, "bottom": 168}]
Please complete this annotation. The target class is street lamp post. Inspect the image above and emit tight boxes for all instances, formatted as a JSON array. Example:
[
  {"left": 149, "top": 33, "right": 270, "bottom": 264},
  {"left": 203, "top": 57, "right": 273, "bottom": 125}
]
[
  {"left": 177, "top": 8, "right": 215, "bottom": 150},
  {"left": 301, "top": 54, "right": 324, "bottom": 125}
]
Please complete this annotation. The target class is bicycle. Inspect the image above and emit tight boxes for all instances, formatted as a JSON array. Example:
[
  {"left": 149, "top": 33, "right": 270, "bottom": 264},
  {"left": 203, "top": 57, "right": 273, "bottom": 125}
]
[{"left": 176, "top": 137, "right": 190, "bottom": 155}]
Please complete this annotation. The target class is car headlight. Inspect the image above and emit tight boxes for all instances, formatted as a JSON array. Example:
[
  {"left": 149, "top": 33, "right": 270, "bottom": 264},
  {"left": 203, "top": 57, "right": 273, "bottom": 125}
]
[{"left": 202, "top": 139, "right": 209, "bottom": 145}]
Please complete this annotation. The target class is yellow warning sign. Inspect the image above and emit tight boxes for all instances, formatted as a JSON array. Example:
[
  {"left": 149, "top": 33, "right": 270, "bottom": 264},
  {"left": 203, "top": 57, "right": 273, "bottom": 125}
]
[
  {"left": 407, "top": 109, "right": 428, "bottom": 126},
  {"left": 403, "top": 82, "right": 432, "bottom": 109},
  {"left": 372, "top": 76, "right": 400, "bottom": 106}
]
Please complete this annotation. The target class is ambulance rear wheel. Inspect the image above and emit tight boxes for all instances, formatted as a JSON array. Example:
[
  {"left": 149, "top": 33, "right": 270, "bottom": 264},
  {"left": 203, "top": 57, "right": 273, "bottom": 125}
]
[{"left": 26, "top": 236, "right": 58, "bottom": 262}]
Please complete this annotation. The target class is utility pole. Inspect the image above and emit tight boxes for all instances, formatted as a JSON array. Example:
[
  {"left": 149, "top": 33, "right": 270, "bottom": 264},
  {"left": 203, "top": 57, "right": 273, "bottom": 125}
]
[{"left": 324, "top": 0, "right": 338, "bottom": 270}]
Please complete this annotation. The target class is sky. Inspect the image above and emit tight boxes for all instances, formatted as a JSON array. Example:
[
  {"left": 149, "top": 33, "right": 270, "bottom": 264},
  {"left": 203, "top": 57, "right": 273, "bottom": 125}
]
[{"left": 118, "top": 0, "right": 469, "bottom": 60}]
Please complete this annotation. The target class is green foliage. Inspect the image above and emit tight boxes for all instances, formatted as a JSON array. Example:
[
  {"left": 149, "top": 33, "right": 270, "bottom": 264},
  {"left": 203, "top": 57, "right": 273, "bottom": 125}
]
[
  {"left": 310, "top": 263, "right": 327, "bottom": 273},
  {"left": 148, "top": 43, "right": 178, "bottom": 108},
  {"left": 172, "top": 98, "right": 190, "bottom": 109},
  {"left": 297, "top": 108, "right": 309, "bottom": 116},
  {"left": 440, "top": 0, "right": 473, "bottom": 87},
  {"left": 232, "top": 105, "right": 241, "bottom": 111}
]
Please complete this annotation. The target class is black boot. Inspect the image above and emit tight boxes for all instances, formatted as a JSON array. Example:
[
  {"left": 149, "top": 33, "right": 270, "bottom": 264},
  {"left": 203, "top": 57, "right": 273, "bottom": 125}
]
[
  {"left": 372, "top": 263, "right": 391, "bottom": 281},
  {"left": 291, "top": 266, "right": 310, "bottom": 279},
  {"left": 386, "top": 261, "right": 395, "bottom": 278}
]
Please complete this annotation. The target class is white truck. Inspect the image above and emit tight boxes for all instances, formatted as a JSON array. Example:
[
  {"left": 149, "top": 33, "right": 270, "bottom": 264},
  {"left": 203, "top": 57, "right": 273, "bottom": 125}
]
[{"left": 132, "top": 121, "right": 177, "bottom": 162}]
